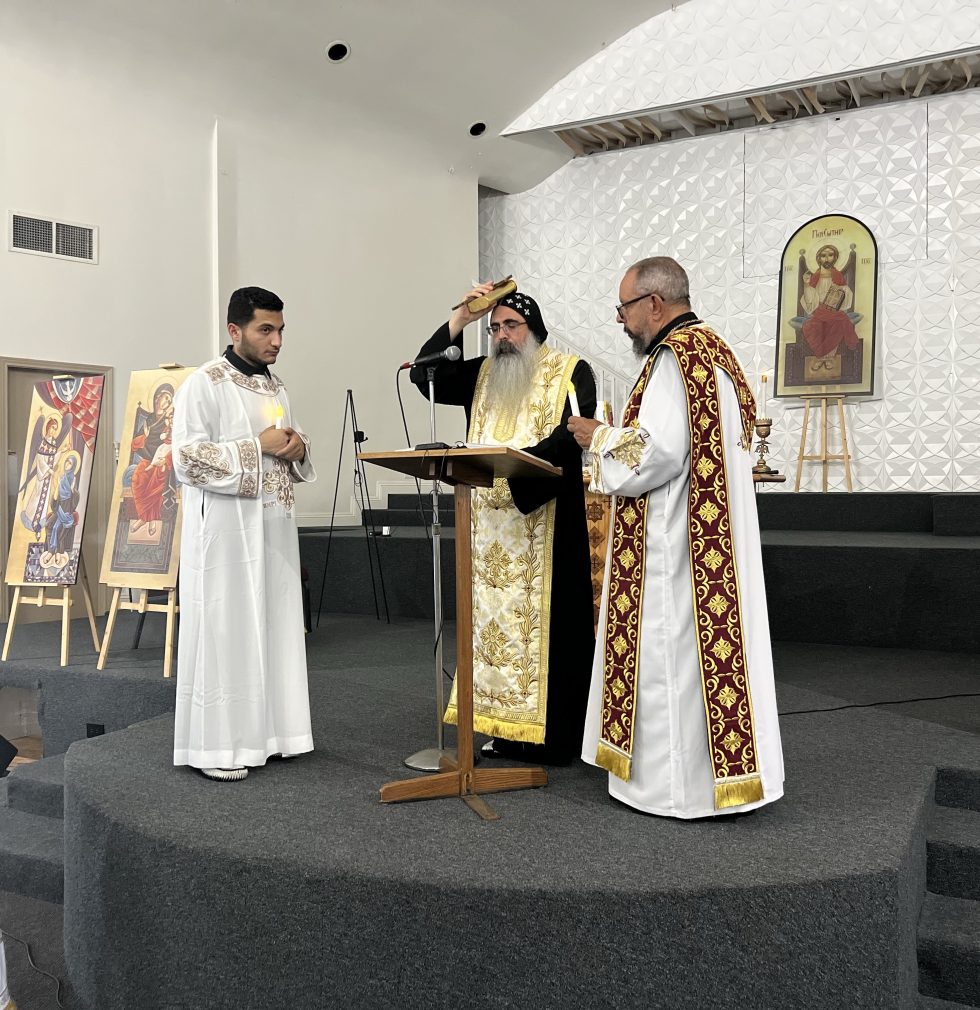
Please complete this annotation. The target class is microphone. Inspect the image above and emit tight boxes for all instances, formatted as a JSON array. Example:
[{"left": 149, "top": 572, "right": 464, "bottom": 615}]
[{"left": 400, "top": 345, "right": 462, "bottom": 371}]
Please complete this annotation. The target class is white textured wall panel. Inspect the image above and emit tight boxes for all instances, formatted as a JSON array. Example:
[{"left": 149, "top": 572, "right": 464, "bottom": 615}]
[
  {"left": 506, "top": 0, "right": 980, "bottom": 134},
  {"left": 480, "top": 93, "right": 980, "bottom": 492}
]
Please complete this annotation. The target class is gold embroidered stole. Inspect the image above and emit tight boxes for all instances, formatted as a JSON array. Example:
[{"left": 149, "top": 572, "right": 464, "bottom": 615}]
[
  {"left": 444, "top": 346, "right": 579, "bottom": 744},
  {"left": 596, "top": 325, "right": 763, "bottom": 810},
  {"left": 593, "top": 350, "right": 658, "bottom": 781}
]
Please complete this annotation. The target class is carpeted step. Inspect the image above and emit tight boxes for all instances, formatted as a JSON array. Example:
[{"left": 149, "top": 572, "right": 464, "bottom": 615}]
[
  {"left": 389, "top": 492, "right": 454, "bottom": 511},
  {"left": 756, "top": 491, "right": 934, "bottom": 532},
  {"left": 4, "top": 754, "right": 64, "bottom": 819},
  {"left": 918, "top": 893, "right": 980, "bottom": 1006},
  {"left": 918, "top": 995, "right": 980, "bottom": 1009},
  {"left": 362, "top": 506, "right": 454, "bottom": 528},
  {"left": 936, "top": 767, "right": 980, "bottom": 813},
  {"left": 760, "top": 531, "right": 980, "bottom": 652},
  {"left": 0, "top": 807, "right": 63, "bottom": 904},
  {"left": 928, "top": 805, "right": 980, "bottom": 901},
  {"left": 933, "top": 494, "right": 980, "bottom": 537}
]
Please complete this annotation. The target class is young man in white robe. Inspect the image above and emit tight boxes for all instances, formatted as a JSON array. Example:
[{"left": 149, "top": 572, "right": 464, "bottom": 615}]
[
  {"left": 172, "top": 286, "right": 316, "bottom": 782},
  {"left": 569, "top": 257, "right": 784, "bottom": 818}
]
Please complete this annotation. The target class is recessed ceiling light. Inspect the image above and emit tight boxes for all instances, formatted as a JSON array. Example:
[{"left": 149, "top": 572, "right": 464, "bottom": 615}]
[
  {"left": 326, "top": 41, "right": 350, "bottom": 63},
  {"left": 469, "top": 122, "right": 487, "bottom": 137}
]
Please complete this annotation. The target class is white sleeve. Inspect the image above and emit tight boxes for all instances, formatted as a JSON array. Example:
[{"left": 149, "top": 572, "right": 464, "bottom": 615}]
[
  {"left": 585, "top": 351, "right": 689, "bottom": 497},
  {"left": 279, "top": 389, "right": 316, "bottom": 484},
  {"left": 172, "top": 375, "right": 261, "bottom": 499}
]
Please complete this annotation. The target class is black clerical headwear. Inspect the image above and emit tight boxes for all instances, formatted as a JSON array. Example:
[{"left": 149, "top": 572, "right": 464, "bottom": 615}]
[{"left": 497, "top": 291, "right": 548, "bottom": 343}]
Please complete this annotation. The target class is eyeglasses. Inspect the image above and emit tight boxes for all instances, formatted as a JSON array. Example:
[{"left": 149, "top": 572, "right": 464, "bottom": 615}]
[
  {"left": 615, "top": 291, "right": 658, "bottom": 318},
  {"left": 488, "top": 319, "right": 527, "bottom": 336}
]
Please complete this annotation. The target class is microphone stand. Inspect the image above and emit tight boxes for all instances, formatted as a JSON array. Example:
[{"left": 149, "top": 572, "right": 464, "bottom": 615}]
[{"left": 404, "top": 364, "right": 452, "bottom": 771}]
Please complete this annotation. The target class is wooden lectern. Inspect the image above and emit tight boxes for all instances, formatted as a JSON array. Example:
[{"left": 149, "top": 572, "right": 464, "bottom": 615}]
[{"left": 359, "top": 447, "right": 560, "bottom": 820}]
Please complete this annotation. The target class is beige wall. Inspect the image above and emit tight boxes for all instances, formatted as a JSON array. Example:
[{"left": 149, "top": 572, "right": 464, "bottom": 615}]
[{"left": 0, "top": 21, "right": 478, "bottom": 526}]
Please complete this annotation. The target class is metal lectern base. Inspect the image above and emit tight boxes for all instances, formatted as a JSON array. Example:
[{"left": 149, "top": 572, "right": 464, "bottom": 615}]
[{"left": 403, "top": 747, "right": 481, "bottom": 772}]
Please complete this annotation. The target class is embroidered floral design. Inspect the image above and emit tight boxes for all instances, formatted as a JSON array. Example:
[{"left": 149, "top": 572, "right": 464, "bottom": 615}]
[
  {"left": 476, "top": 618, "right": 513, "bottom": 669},
  {"left": 711, "top": 638, "right": 734, "bottom": 661},
  {"left": 484, "top": 478, "right": 512, "bottom": 510},
  {"left": 262, "top": 458, "right": 295, "bottom": 509},
  {"left": 718, "top": 685, "right": 738, "bottom": 708},
  {"left": 707, "top": 593, "right": 730, "bottom": 616},
  {"left": 179, "top": 442, "right": 230, "bottom": 486},
  {"left": 206, "top": 360, "right": 283, "bottom": 395},
  {"left": 698, "top": 501, "right": 720, "bottom": 523},
  {"left": 603, "top": 428, "right": 649, "bottom": 474},
  {"left": 237, "top": 439, "right": 259, "bottom": 498},
  {"left": 618, "top": 547, "right": 637, "bottom": 569},
  {"left": 722, "top": 730, "right": 744, "bottom": 754},
  {"left": 703, "top": 547, "right": 724, "bottom": 571},
  {"left": 482, "top": 541, "right": 513, "bottom": 588},
  {"left": 696, "top": 457, "right": 717, "bottom": 479}
]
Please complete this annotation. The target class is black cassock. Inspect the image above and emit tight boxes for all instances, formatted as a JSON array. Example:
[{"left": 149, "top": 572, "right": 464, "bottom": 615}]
[{"left": 412, "top": 323, "right": 597, "bottom": 763}]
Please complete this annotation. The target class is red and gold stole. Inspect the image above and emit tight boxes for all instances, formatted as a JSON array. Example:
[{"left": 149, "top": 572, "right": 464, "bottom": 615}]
[{"left": 595, "top": 324, "right": 762, "bottom": 810}]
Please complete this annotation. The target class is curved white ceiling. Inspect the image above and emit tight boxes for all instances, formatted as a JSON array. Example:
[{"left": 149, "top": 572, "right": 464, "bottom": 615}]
[
  {"left": 505, "top": 0, "right": 980, "bottom": 135},
  {"left": 2, "top": 0, "right": 675, "bottom": 193}
]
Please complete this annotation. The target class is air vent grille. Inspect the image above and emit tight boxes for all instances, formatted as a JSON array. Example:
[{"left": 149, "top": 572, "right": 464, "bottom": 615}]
[
  {"left": 12, "top": 214, "right": 53, "bottom": 254},
  {"left": 9, "top": 212, "right": 98, "bottom": 263},
  {"left": 55, "top": 222, "right": 93, "bottom": 260}
]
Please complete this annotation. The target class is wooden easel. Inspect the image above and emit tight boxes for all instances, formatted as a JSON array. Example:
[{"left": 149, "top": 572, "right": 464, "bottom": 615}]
[
  {"left": 1, "top": 556, "right": 101, "bottom": 667},
  {"left": 794, "top": 396, "right": 854, "bottom": 491},
  {"left": 98, "top": 586, "right": 179, "bottom": 678},
  {"left": 360, "top": 447, "right": 557, "bottom": 821}
]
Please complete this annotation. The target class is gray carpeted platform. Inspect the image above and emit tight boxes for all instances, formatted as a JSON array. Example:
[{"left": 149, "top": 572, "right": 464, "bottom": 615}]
[
  {"left": 0, "top": 889, "right": 66, "bottom": 1010},
  {"left": 60, "top": 616, "right": 980, "bottom": 1010},
  {"left": 0, "top": 615, "right": 177, "bottom": 756}
]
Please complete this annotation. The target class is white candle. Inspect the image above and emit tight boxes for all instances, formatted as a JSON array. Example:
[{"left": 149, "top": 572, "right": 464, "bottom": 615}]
[
  {"left": 566, "top": 380, "right": 580, "bottom": 418},
  {"left": 760, "top": 373, "right": 768, "bottom": 417},
  {"left": 274, "top": 403, "right": 284, "bottom": 429}
]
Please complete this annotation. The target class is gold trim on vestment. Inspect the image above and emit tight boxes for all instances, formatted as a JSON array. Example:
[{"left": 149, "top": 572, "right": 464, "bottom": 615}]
[
  {"left": 714, "top": 774, "right": 764, "bottom": 809},
  {"left": 594, "top": 350, "right": 658, "bottom": 778},
  {"left": 666, "top": 325, "right": 761, "bottom": 809},
  {"left": 443, "top": 346, "right": 579, "bottom": 746},
  {"left": 595, "top": 325, "right": 762, "bottom": 810}
]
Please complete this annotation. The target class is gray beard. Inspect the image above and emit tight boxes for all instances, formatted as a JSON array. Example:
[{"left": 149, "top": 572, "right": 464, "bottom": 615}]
[
  {"left": 486, "top": 339, "right": 539, "bottom": 416},
  {"left": 630, "top": 333, "right": 650, "bottom": 359}
]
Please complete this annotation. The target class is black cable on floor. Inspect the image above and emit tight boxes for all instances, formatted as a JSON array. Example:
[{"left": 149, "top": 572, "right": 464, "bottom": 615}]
[
  {"left": 2, "top": 928, "right": 64, "bottom": 1008},
  {"left": 782, "top": 691, "right": 980, "bottom": 716}
]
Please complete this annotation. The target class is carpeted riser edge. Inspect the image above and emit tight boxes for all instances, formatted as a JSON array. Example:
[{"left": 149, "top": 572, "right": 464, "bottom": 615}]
[
  {"left": 933, "top": 495, "right": 980, "bottom": 537},
  {"left": 0, "top": 850, "right": 63, "bottom": 905},
  {"left": 37, "top": 673, "right": 175, "bottom": 758},
  {"left": 302, "top": 533, "right": 457, "bottom": 621},
  {"left": 5, "top": 775, "right": 64, "bottom": 819},
  {"left": 935, "top": 768, "right": 980, "bottom": 813},
  {"left": 918, "top": 939, "right": 980, "bottom": 1005},
  {"left": 65, "top": 811, "right": 916, "bottom": 1010},
  {"left": 927, "top": 839, "right": 980, "bottom": 901}
]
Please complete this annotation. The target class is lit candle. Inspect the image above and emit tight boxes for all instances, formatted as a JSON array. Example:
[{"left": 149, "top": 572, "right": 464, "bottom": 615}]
[
  {"left": 760, "top": 373, "right": 768, "bottom": 417},
  {"left": 566, "top": 380, "right": 580, "bottom": 418},
  {"left": 274, "top": 403, "right": 284, "bottom": 430}
]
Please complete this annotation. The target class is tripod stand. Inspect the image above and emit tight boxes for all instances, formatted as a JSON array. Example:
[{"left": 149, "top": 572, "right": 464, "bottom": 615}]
[{"left": 315, "top": 389, "right": 390, "bottom": 627}]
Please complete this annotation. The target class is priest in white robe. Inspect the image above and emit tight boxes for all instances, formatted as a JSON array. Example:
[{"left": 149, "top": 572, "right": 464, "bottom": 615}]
[
  {"left": 172, "top": 286, "right": 316, "bottom": 782},
  {"left": 569, "top": 257, "right": 783, "bottom": 818}
]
